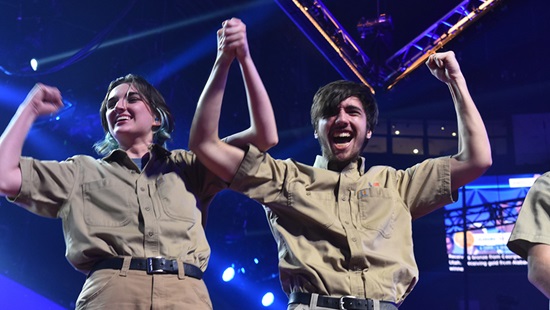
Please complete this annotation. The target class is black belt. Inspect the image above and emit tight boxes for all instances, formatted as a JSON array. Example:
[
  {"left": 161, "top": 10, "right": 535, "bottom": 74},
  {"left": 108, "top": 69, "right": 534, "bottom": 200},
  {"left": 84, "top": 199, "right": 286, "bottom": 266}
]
[
  {"left": 288, "top": 292, "right": 397, "bottom": 310},
  {"left": 89, "top": 257, "right": 203, "bottom": 280}
]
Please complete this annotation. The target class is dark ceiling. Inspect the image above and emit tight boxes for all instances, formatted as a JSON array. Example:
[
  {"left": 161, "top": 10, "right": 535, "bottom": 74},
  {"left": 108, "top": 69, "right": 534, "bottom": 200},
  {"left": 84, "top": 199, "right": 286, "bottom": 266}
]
[
  {"left": 0, "top": 0, "right": 548, "bottom": 159},
  {"left": 0, "top": 0, "right": 548, "bottom": 309}
]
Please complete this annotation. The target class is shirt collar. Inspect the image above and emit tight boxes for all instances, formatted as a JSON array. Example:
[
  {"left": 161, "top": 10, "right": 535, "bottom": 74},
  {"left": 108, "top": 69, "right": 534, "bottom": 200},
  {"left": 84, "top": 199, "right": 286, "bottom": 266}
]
[
  {"left": 313, "top": 155, "right": 366, "bottom": 175},
  {"left": 102, "top": 144, "right": 171, "bottom": 163}
]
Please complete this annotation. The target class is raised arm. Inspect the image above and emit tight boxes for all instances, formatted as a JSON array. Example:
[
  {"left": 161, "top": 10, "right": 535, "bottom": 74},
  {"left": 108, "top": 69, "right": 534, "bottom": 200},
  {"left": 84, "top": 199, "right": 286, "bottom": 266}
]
[
  {"left": 426, "top": 51, "right": 492, "bottom": 191},
  {"left": 189, "top": 18, "right": 266, "bottom": 182},
  {"left": 0, "top": 84, "right": 64, "bottom": 197},
  {"left": 222, "top": 20, "right": 278, "bottom": 151}
]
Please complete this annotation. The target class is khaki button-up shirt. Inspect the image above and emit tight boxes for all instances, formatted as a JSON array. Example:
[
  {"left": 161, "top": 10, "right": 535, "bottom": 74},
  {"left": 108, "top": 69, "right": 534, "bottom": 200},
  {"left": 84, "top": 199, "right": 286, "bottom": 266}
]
[
  {"left": 508, "top": 171, "right": 550, "bottom": 259},
  {"left": 230, "top": 145, "right": 454, "bottom": 304},
  {"left": 9, "top": 145, "right": 224, "bottom": 273}
]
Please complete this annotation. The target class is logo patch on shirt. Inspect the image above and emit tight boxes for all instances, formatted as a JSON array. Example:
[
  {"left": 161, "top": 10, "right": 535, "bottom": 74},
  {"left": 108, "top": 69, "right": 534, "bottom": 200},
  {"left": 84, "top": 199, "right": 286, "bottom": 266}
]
[
  {"left": 358, "top": 182, "right": 380, "bottom": 198},
  {"left": 358, "top": 189, "right": 369, "bottom": 198}
]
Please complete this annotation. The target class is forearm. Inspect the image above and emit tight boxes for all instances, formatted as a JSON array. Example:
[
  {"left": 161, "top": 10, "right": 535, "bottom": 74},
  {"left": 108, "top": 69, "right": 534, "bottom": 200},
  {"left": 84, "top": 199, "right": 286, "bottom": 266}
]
[
  {"left": 190, "top": 57, "right": 231, "bottom": 151},
  {"left": 448, "top": 77, "right": 492, "bottom": 188},
  {"left": 190, "top": 56, "right": 245, "bottom": 182},
  {"left": 0, "top": 103, "right": 38, "bottom": 196},
  {"left": 241, "top": 55, "right": 278, "bottom": 150},
  {"left": 224, "top": 55, "right": 278, "bottom": 151}
]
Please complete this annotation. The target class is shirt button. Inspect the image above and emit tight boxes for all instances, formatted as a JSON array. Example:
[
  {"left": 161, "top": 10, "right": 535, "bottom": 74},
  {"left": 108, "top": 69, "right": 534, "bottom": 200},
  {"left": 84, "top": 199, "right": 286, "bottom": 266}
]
[
  {"left": 344, "top": 221, "right": 350, "bottom": 225},
  {"left": 341, "top": 197, "right": 346, "bottom": 201},
  {"left": 140, "top": 187, "right": 146, "bottom": 192},
  {"left": 145, "top": 207, "right": 151, "bottom": 211},
  {"left": 148, "top": 231, "right": 154, "bottom": 237},
  {"left": 351, "top": 237, "right": 357, "bottom": 242}
]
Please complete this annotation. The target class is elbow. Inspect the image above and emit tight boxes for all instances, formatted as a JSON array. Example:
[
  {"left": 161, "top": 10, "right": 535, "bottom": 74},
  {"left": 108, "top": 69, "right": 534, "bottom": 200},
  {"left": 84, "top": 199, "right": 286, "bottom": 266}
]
[
  {"left": 263, "top": 135, "right": 279, "bottom": 151},
  {"left": 0, "top": 183, "right": 7, "bottom": 197},
  {"left": 478, "top": 155, "right": 493, "bottom": 175},
  {"left": 471, "top": 145, "right": 493, "bottom": 174},
  {"left": 188, "top": 140, "right": 206, "bottom": 158},
  {"left": 188, "top": 121, "right": 218, "bottom": 154},
  {"left": 188, "top": 129, "right": 209, "bottom": 155},
  {"left": 0, "top": 170, "right": 22, "bottom": 198},
  {"left": 527, "top": 269, "right": 539, "bottom": 287},
  {"left": 256, "top": 139, "right": 278, "bottom": 152},
  {"left": 188, "top": 135, "right": 206, "bottom": 157},
  {"left": 254, "top": 133, "right": 279, "bottom": 152},
  {"left": 456, "top": 149, "right": 493, "bottom": 178},
  {"left": 470, "top": 158, "right": 492, "bottom": 181},
  {"left": 189, "top": 135, "right": 222, "bottom": 162},
  {"left": 528, "top": 269, "right": 550, "bottom": 298},
  {"left": 478, "top": 143, "right": 493, "bottom": 174},
  {"left": 0, "top": 181, "right": 20, "bottom": 198}
]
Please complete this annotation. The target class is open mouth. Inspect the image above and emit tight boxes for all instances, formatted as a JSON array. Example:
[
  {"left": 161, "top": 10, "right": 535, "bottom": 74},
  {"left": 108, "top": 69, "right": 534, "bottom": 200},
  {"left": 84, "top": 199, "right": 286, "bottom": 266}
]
[
  {"left": 115, "top": 115, "right": 131, "bottom": 124},
  {"left": 332, "top": 132, "right": 353, "bottom": 145}
]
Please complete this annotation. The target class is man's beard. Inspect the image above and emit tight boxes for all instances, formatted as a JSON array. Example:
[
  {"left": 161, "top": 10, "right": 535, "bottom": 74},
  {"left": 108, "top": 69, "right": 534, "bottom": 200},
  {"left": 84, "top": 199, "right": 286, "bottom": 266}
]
[{"left": 321, "top": 144, "right": 360, "bottom": 164}]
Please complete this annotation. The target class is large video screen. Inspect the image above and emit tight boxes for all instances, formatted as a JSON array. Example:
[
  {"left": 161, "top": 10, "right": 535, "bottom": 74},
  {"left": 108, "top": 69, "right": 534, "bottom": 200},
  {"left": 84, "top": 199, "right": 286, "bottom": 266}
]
[{"left": 444, "top": 173, "right": 540, "bottom": 272}]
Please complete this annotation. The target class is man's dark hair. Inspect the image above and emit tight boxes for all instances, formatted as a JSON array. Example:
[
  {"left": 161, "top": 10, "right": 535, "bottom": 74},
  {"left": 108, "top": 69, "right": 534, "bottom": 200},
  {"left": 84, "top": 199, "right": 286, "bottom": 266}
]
[{"left": 310, "top": 80, "right": 378, "bottom": 133}]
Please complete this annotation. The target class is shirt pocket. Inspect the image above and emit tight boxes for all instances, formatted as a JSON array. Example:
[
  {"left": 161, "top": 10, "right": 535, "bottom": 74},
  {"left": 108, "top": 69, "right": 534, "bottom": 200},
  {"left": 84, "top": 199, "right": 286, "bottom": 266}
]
[
  {"left": 358, "top": 187, "right": 398, "bottom": 238},
  {"left": 82, "top": 179, "right": 131, "bottom": 227},
  {"left": 155, "top": 173, "right": 197, "bottom": 222},
  {"left": 289, "top": 183, "right": 336, "bottom": 228}
]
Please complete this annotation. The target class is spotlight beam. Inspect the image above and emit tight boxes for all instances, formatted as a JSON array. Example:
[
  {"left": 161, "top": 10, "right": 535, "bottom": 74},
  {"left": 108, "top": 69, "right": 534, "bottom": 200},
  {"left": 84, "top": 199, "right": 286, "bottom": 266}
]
[{"left": 35, "top": 0, "right": 271, "bottom": 67}]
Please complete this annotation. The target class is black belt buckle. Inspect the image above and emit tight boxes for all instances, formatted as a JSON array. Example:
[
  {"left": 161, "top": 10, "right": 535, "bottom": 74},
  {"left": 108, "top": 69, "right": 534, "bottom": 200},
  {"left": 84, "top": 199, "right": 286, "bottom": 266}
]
[
  {"left": 339, "top": 295, "right": 374, "bottom": 310},
  {"left": 147, "top": 257, "right": 168, "bottom": 274},
  {"left": 339, "top": 295, "right": 356, "bottom": 310}
]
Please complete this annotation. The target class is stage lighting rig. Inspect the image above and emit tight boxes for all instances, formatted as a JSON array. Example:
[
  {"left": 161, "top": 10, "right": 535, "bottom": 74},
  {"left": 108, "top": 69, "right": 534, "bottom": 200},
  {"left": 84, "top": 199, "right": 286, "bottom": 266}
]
[
  {"left": 275, "top": 0, "right": 377, "bottom": 93},
  {"left": 357, "top": 13, "right": 393, "bottom": 39},
  {"left": 275, "top": 0, "right": 503, "bottom": 92}
]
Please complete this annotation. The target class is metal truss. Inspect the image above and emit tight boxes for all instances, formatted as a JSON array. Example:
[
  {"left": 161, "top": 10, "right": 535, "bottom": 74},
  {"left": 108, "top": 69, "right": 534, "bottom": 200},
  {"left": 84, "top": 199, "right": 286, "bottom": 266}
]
[
  {"left": 444, "top": 197, "right": 523, "bottom": 234},
  {"left": 275, "top": 0, "right": 503, "bottom": 93},
  {"left": 275, "top": 0, "right": 376, "bottom": 93},
  {"left": 384, "top": 0, "right": 504, "bottom": 90}
]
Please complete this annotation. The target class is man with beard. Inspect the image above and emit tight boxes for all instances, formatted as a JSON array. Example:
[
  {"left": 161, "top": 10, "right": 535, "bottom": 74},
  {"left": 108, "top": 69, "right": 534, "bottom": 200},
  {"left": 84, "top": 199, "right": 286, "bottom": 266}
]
[{"left": 190, "top": 44, "right": 492, "bottom": 309}]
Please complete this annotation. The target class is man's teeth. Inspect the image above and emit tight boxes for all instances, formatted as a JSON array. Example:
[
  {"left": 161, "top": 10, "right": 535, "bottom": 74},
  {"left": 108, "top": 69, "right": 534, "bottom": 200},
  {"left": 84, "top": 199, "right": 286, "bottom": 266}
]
[{"left": 334, "top": 132, "right": 351, "bottom": 137}]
